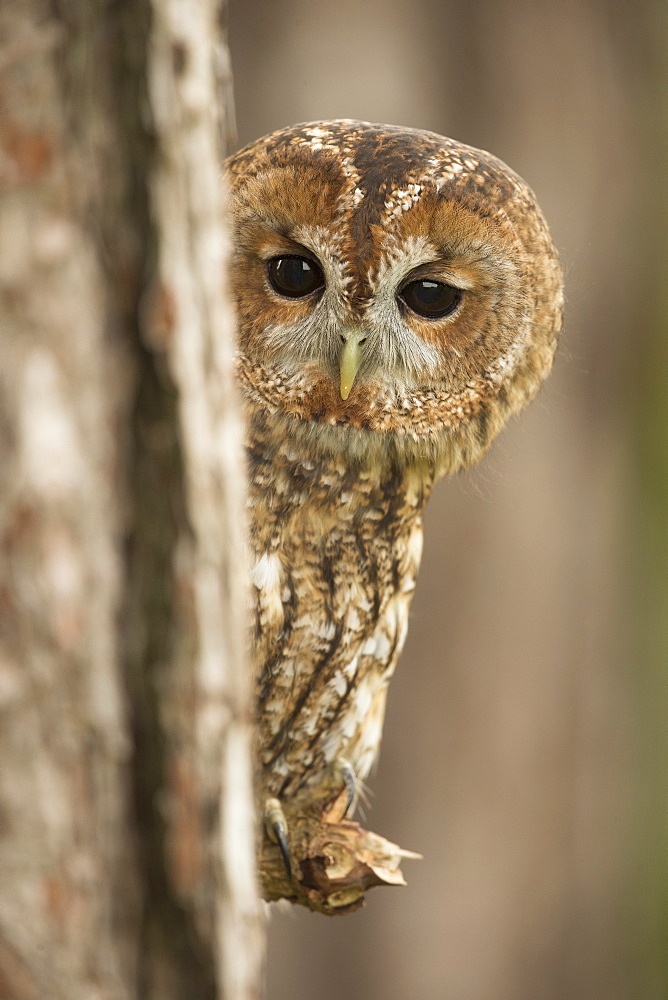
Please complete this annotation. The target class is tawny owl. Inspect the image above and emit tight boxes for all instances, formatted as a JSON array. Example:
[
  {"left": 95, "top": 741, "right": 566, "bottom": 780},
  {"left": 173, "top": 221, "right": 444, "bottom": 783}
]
[{"left": 225, "top": 121, "right": 562, "bottom": 899}]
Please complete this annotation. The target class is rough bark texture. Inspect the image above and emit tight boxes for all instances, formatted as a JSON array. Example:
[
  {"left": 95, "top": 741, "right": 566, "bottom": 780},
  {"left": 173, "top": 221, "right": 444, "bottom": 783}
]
[
  {"left": 0, "top": 2, "right": 262, "bottom": 998},
  {"left": 142, "top": 2, "right": 262, "bottom": 995}
]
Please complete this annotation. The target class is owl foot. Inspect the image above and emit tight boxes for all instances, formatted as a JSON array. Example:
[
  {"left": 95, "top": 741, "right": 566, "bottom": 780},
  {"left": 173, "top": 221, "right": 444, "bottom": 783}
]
[
  {"left": 263, "top": 760, "right": 354, "bottom": 880},
  {"left": 259, "top": 757, "right": 422, "bottom": 915}
]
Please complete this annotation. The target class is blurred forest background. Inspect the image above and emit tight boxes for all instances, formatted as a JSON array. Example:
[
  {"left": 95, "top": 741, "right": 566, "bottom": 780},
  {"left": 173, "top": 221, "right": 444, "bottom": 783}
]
[{"left": 228, "top": 2, "right": 667, "bottom": 999}]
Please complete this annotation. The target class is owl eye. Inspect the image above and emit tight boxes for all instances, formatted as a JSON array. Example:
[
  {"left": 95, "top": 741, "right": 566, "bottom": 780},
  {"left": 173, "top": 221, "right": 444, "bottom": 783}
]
[
  {"left": 398, "top": 279, "right": 461, "bottom": 319},
  {"left": 267, "top": 255, "right": 325, "bottom": 298}
]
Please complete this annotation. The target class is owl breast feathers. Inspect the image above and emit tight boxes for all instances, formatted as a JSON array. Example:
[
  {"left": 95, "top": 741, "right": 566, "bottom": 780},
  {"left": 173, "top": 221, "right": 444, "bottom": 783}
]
[{"left": 224, "top": 121, "right": 562, "bottom": 806}]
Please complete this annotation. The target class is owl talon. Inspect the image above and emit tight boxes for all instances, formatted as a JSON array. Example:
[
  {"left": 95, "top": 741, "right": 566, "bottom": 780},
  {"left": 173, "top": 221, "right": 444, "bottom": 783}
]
[
  {"left": 334, "top": 758, "right": 357, "bottom": 816},
  {"left": 264, "top": 797, "right": 292, "bottom": 879}
]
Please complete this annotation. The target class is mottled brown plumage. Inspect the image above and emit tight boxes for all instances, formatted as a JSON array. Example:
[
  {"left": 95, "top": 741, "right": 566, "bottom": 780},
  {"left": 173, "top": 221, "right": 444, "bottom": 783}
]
[{"left": 225, "top": 120, "right": 562, "bottom": 824}]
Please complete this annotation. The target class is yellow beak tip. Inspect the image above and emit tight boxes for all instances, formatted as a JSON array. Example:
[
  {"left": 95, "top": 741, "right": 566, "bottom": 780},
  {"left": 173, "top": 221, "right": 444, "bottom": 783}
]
[{"left": 339, "top": 337, "right": 363, "bottom": 403}]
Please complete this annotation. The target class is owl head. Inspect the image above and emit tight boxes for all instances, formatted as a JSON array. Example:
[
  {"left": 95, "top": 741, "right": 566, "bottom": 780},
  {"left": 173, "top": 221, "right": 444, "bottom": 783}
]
[{"left": 225, "top": 121, "right": 562, "bottom": 473}]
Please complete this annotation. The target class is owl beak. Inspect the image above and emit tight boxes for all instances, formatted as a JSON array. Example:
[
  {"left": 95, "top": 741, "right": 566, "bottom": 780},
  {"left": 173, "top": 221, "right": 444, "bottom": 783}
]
[{"left": 339, "top": 330, "right": 366, "bottom": 400}]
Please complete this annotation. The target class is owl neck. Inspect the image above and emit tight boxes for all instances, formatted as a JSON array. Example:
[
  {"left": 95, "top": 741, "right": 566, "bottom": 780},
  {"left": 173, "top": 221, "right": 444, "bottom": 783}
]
[
  {"left": 245, "top": 397, "right": 442, "bottom": 475},
  {"left": 245, "top": 406, "right": 437, "bottom": 514}
]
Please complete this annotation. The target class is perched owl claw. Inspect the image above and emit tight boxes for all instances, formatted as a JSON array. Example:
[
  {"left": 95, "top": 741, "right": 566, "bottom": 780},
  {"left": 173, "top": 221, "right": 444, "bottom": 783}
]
[
  {"left": 333, "top": 758, "right": 357, "bottom": 817},
  {"left": 263, "top": 760, "right": 358, "bottom": 881},
  {"left": 264, "top": 797, "right": 292, "bottom": 879},
  {"left": 259, "top": 766, "right": 422, "bottom": 914}
]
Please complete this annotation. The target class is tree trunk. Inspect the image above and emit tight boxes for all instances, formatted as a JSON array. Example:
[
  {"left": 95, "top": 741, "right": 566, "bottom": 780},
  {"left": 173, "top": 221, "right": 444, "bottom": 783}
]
[{"left": 0, "top": 2, "right": 263, "bottom": 998}]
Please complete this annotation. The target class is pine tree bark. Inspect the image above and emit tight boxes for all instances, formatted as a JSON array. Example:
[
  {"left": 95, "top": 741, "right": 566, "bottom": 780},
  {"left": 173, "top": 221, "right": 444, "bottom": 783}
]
[{"left": 0, "top": 2, "right": 263, "bottom": 998}]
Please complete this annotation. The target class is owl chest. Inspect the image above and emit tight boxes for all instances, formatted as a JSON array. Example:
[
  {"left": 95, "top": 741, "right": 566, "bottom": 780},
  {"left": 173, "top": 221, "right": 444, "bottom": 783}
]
[{"left": 248, "top": 451, "right": 430, "bottom": 794}]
